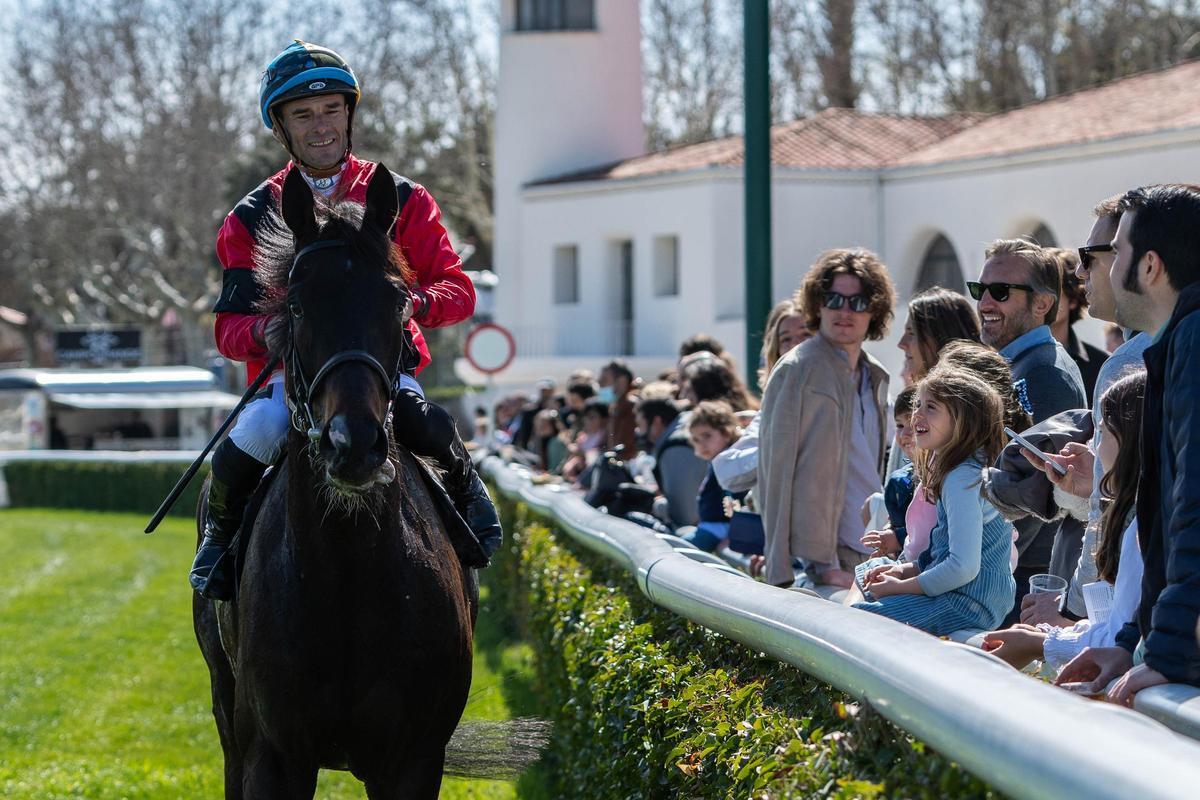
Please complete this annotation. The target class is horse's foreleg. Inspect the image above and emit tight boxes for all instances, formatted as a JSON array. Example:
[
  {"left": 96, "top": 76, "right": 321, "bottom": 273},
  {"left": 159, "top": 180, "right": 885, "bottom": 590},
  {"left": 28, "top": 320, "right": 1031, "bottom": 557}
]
[
  {"left": 211, "top": 665, "right": 242, "bottom": 799},
  {"left": 194, "top": 596, "right": 243, "bottom": 799},
  {"left": 241, "top": 736, "right": 319, "bottom": 800},
  {"left": 363, "top": 748, "right": 445, "bottom": 800}
]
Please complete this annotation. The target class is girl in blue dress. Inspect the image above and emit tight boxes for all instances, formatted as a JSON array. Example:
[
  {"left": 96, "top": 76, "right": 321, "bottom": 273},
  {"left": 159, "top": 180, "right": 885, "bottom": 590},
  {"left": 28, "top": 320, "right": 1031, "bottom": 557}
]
[{"left": 853, "top": 369, "right": 1015, "bottom": 635}]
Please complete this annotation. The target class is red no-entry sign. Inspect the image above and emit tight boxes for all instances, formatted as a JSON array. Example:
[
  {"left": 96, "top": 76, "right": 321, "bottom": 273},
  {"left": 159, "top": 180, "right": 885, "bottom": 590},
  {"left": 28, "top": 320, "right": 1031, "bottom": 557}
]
[{"left": 464, "top": 323, "right": 516, "bottom": 375}]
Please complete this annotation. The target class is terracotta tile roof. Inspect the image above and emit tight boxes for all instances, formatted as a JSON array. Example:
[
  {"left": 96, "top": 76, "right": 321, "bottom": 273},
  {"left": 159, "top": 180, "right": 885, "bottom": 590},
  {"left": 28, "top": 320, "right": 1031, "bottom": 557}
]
[
  {"left": 528, "top": 108, "right": 981, "bottom": 186},
  {"left": 529, "top": 61, "right": 1200, "bottom": 187},
  {"left": 896, "top": 59, "right": 1200, "bottom": 167}
]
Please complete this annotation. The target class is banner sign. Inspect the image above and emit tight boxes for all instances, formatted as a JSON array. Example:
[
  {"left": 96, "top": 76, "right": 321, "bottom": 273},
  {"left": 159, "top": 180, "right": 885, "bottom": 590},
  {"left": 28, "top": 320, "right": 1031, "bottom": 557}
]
[{"left": 55, "top": 328, "right": 142, "bottom": 364}]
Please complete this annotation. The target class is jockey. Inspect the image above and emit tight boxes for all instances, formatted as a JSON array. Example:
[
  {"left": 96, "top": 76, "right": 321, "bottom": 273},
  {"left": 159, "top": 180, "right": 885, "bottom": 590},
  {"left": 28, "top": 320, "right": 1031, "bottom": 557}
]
[{"left": 190, "top": 41, "right": 501, "bottom": 600}]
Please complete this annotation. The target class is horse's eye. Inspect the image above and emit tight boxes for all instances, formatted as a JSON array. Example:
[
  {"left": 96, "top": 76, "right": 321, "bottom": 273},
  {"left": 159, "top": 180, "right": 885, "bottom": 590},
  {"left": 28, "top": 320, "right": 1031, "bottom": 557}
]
[{"left": 288, "top": 298, "right": 304, "bottom": 319}]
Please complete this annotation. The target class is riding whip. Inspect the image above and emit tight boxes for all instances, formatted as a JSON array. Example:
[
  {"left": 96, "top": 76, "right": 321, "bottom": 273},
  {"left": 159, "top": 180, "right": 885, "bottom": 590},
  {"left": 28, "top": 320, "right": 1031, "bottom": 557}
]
[{"left": 144, "top": 356, "right": 281, "bottom": 533}]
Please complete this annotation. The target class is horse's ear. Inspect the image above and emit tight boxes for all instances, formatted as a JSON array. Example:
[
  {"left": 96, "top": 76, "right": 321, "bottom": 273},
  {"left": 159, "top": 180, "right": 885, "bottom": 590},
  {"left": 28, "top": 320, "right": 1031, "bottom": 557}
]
[
  {"left": 281, "top": 167, "right": 318, "bottom": 241},
  {"left": 365, "top": 162, "right": 399, "bottom": 235}
]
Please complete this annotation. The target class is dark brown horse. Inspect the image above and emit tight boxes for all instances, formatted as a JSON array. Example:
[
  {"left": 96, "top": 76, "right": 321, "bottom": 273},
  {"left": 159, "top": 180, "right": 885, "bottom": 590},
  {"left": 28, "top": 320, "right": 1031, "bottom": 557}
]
[{"left": 193, "top": 165, "right": 476, "bottom": 799}]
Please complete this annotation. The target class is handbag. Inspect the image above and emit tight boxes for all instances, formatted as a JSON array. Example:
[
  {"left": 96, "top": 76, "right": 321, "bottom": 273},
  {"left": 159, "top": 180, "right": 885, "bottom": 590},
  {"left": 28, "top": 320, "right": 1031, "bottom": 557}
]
[{"left": 727, "top": 509, "right": 765, "bottom": 555}]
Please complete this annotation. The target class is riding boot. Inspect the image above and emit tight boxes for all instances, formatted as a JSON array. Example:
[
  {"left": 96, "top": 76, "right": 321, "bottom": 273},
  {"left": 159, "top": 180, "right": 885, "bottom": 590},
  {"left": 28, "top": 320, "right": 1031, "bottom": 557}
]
[
  {"left": 441, "top": 435, "right": 503, "bottom": 568},
  {"left": 190, "top": 439, "right": 266, "bottom": 600}
]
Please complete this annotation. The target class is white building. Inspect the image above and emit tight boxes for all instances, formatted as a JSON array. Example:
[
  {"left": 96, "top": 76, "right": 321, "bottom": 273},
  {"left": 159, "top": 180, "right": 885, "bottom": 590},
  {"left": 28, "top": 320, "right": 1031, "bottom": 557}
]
[{"left": 473, "top": 0, "right": 1200, "bottom": 387}]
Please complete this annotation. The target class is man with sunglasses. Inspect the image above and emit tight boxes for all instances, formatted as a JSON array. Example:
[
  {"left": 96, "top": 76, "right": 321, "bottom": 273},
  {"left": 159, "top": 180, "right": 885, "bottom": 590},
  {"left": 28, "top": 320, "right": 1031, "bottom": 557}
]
[
  {"left": 973, "top": 239, "right": 1086, "bottom": 626},
  {"left": 1056, "top": 183, "right": 1200, "bottom": 701},
  {"left": 971, "top": 239, "right": 1086, "bottom": 424},
  {"left": 758, "top": 249, "right": 895, "bottom": 589},
  {"left": 190, "top": 41, "right": 501, "bottom": 600},
  {"left": 1017, "top": 198, "right": 1153, "bottom": 625}
]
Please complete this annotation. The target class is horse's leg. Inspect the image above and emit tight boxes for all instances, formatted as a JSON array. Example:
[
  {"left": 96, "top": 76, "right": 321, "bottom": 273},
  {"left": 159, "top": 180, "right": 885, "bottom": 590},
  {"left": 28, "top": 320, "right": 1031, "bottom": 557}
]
[
  {"left": 210, "top": 651, "right": 242, "bottom": 798},
  {"left": 241, "top": 736, "right": 319, "bottom": 800},
  {"left": 194, "top": 592, "right": 243, "bottom": 798},
  {"left": 362, "top": 748, "right": 445, "bottom": 800}
]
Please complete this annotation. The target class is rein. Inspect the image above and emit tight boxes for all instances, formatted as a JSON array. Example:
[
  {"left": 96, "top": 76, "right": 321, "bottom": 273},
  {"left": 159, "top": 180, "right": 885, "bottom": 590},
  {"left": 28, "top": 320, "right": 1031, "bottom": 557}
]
[{"left": 285, "top": 239, "right": 404, "bottom": 442}]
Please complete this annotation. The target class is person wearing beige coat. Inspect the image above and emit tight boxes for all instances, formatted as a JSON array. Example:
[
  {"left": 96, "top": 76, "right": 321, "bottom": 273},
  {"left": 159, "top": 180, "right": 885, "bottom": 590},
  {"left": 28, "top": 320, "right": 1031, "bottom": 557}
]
[{"left": 757, "top": 249, "right": 896, "bottom": 588}]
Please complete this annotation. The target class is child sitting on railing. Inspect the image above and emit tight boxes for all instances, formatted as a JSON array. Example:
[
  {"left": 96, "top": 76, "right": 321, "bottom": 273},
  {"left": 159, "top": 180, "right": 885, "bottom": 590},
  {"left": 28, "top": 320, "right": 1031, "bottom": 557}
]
[
  {"left": 680, "top": 401, "right": 747, "bottom": 552},
  {"left": 852, "top": 369, "right": 1015, "bottom": 635}
]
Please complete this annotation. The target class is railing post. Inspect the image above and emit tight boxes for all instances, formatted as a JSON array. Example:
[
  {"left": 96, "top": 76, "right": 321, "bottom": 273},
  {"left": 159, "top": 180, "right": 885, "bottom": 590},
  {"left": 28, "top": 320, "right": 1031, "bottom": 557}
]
[{"left": 743, "top": 0, "right": 772, "bottom": 392}]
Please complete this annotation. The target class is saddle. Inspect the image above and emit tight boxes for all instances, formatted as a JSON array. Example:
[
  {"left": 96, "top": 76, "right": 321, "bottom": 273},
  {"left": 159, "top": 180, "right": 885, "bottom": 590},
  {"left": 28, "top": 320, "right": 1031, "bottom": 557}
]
[{"left": 226, "top": 451, "right": 487, "bottom": 598}]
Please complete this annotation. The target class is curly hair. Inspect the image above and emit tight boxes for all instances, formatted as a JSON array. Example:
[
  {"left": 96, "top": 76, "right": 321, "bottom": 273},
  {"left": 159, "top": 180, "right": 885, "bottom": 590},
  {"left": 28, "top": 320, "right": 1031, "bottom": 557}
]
[
  {"left": 796, "top": 248, "right": 896, "bottom": 341},
  {"left": 687, "top": 400, "right": 740, "bottom": 440}
]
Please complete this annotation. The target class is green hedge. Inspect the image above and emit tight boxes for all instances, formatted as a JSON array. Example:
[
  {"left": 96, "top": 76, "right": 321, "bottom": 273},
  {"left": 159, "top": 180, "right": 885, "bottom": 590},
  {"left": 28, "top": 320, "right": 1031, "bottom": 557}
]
[
  {"left": 492, "top": 493, "right": 999, "bottom": 799},
  {"left": 3, "top": 460, "right": 205, "bottom": 519}
]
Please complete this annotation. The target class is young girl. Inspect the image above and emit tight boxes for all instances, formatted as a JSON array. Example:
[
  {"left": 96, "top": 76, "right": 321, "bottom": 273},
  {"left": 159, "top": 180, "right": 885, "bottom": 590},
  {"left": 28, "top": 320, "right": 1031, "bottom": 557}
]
[
  {"left": 682, "top": 401, "right": 747, "bottom": 552},
  {"left": 982, "top": 371, "right": 1147, "bottom": 671},
  {"left": 862, "top": 385, "right": 920, "bottom": 557},
  {"left": 852, "top": 370, "right": 1015, "bottom": 635}
]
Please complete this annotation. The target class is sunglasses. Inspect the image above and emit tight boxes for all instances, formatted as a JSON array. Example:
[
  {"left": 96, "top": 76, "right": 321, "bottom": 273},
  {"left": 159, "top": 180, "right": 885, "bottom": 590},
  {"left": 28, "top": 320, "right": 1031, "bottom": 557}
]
[
  {"left": 823, "top": 291, "right": 870, "bottom": 312},
  {"left": 967, "top": 281, "right": 1035, "bottom": 302},
  {"left": 1077, "top": 243, "right": 1114, "bottom": 271}
]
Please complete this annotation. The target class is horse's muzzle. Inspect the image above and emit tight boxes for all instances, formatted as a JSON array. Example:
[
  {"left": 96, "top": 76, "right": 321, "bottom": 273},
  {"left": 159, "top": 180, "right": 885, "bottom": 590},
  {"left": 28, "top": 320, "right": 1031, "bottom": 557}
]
[{"left": 320, "top": 413, "right": 393, "bottom": 493}]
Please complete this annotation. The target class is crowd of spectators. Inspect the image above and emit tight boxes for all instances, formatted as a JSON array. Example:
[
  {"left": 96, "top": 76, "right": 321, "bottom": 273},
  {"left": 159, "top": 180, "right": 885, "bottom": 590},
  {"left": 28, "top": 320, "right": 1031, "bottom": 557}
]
[{"left": 482, "top": 182, "right": 1200, "bottom": 706}]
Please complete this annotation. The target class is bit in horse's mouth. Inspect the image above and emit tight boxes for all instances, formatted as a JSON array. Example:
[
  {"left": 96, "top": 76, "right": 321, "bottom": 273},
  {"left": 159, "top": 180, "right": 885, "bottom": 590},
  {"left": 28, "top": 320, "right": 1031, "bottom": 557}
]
[{"left": 325, "top": 458, "right": 396, "bottom": 495}]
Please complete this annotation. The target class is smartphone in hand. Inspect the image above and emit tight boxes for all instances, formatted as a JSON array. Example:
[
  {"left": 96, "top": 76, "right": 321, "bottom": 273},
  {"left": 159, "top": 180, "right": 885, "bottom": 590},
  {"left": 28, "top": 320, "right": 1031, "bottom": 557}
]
[{"left": 1004, "top": 427, "right": 1069, "bottom": 476}]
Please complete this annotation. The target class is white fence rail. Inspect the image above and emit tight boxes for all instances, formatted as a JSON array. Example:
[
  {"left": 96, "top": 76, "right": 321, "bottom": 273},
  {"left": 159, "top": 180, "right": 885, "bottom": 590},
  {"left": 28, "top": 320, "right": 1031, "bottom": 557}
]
[{"left": 484, "top": 457, "right": 1200, "bottom": 800}]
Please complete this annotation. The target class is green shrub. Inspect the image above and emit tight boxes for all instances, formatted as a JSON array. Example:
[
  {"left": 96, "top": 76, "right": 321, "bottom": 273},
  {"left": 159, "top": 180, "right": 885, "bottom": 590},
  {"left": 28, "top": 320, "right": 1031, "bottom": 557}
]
[
  {"left": 491, "top": 492, "right": 999, "bottom": 799},
  {"left": 4, "top": 459, "right": 205, "bottom": 518}
]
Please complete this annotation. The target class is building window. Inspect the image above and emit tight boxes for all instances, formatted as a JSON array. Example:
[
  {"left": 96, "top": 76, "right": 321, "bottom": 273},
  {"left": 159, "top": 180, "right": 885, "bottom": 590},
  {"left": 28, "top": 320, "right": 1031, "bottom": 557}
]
[
  {"left": 915, "top": 234, "right": 964, "bottom": 293},
  {"left": 653, "top": 236, "right": 680, "bottom": 297},
  {"left": 517, "top": 0, "right": 594, "bottom": 31},
  {"left": 553, "top": 245, "right": 579, "bottom": 304}
]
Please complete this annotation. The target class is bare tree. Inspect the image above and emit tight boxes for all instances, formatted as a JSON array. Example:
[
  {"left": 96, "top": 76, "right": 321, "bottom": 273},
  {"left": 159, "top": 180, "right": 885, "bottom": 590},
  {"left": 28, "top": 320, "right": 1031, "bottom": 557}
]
[
  {"left": 816, "top": 0, "right": 860, "bottom": 107},
  {"left": 642, "top": 0, "right": 741, "bottom": 149}
]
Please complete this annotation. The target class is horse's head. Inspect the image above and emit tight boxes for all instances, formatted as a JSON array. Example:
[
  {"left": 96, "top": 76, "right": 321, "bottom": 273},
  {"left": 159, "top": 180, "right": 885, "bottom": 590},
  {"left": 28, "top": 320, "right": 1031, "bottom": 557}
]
[{"left": 271, "top": 165, "right": 413, "bottom": 495}]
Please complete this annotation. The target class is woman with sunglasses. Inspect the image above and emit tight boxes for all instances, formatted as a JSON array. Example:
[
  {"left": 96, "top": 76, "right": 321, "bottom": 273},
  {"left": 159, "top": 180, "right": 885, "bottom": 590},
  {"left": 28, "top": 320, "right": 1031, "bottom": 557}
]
[{"left": 757, "top": 248, "right": 896, "bottom": 589}]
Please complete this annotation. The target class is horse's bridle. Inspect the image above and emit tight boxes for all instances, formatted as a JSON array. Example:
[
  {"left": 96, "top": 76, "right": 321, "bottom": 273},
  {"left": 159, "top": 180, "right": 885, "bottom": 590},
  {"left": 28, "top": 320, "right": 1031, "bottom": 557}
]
[{"left": 285, "top": 239, "right": 405, "bottom": 443}]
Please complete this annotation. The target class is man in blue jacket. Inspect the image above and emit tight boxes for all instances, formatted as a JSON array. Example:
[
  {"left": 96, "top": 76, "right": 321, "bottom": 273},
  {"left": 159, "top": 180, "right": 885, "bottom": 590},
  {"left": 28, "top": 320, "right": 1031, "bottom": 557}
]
[
  {"left": 1056, "top": 183, "right": 1200, "bottom": 701},
  {"left": 971, "top": 238, "right": 1087, "bottom": 624}
]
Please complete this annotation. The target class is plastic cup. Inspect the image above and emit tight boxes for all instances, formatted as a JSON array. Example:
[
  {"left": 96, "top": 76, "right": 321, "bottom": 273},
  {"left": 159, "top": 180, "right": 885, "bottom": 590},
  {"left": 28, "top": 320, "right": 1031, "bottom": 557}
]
[{"left": 1028, "top": 573, "right": 1068, "bottom": 595}]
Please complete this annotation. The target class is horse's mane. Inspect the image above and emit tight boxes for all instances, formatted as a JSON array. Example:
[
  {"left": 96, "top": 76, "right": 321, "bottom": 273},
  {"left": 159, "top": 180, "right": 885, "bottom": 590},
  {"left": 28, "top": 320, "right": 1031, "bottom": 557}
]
[{"left": 252, "top": 201, "right": 415, "bottom": 356}]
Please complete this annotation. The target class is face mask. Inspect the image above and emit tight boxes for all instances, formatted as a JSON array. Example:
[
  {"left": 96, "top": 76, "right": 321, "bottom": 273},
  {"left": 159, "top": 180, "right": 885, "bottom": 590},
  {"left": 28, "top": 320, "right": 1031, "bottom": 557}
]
[
  {"left": 597, "top": 387, "right": 617, "bottom": 404},
  {"left": 635, "top": 432, "right": 652, "bottom": 452}
]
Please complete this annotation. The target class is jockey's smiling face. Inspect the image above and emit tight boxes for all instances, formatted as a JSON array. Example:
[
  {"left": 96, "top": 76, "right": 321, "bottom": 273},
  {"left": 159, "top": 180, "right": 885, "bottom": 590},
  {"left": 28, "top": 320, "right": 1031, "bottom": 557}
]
[{"left": 276, "top": 94, "right": 349, "bottom": 170}]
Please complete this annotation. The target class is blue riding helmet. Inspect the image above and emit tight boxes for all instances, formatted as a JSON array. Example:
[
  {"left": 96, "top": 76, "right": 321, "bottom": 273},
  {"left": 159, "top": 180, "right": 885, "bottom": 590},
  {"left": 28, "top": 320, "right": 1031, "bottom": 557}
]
[{"left": 259, "top": 41, "right": 361, "bottom": 129}]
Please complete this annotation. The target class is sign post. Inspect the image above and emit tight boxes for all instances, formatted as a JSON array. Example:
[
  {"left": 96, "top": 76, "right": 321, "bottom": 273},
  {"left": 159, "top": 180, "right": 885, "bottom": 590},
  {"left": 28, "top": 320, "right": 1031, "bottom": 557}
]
[{"left": 463, "top": 322, "right": 517, "bottom": 401}]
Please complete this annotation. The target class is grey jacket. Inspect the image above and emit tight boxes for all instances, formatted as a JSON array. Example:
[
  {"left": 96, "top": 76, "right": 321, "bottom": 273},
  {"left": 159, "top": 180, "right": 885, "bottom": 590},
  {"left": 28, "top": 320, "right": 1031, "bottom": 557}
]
[
  {"left": 983, "top": 409, "right": 1093, "bottom": 583},
  {"left": 1003, "top": 328, "right": 1087, "bottom": 573}
]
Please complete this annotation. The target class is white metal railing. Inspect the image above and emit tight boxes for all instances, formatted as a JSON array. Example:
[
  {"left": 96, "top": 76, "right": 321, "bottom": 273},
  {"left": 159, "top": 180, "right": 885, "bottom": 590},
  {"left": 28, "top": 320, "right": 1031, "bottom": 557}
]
[{"left": 484, "top": 456, "right": 1200, "bottom": 800}]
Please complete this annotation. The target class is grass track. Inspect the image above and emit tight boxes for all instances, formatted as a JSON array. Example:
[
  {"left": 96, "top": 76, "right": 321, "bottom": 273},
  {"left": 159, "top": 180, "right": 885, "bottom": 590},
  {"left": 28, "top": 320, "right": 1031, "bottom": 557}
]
[{"left": 0, "top": 508, "right": 543, "bottom": 799}]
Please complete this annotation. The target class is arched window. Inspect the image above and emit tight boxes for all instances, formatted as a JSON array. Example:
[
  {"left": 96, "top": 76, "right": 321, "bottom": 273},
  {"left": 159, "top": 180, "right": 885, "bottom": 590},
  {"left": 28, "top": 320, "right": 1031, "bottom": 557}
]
[
  {"left": 915, "top": 234, "right": 964, "bottom": 293},
  {"left": 517, "top": 0, "right": 594, "bottom": 31},
  {"left": 1029, "top": 223, "right": 1057, "bottom": 247}
]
